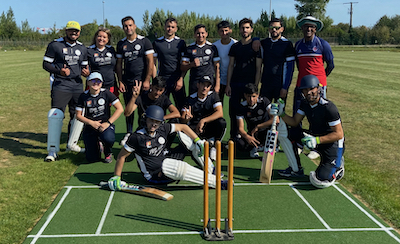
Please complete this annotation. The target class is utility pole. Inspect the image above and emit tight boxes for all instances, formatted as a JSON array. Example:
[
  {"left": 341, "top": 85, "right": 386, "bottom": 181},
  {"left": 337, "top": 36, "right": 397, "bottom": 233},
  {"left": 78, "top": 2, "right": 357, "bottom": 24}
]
[
  {"left": 102, "top": 1, "right": 105, "bottom": 27},
  {"left": 344, "top": 2, "right": 358, "bottom": 28}
]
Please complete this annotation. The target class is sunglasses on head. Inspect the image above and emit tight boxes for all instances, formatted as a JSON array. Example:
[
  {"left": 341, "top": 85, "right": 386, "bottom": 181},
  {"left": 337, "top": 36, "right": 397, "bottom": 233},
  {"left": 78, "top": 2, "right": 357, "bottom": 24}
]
[{"left": 269, "top": 26, "right": 281, "bottom": 30}]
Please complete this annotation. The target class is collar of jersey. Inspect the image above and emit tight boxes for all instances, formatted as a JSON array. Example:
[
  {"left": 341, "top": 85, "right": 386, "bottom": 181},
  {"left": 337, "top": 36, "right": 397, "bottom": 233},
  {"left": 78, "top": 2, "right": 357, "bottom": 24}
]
[
  {"left": 190, "top": 91, "right": 213, "bottom": 102},
  {"left": 137, "top": 127, "right": 157, "bottom": 137},
  {"left": 160, "top": 36, "right": 180, "bottom": 42}
]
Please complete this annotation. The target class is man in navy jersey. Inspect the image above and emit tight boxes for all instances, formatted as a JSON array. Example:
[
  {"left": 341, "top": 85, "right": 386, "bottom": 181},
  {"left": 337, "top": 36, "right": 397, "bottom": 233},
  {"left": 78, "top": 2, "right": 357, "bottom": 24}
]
[
  {"left": 108, "top": 105, "right": 227, "bottom": 189},
  {"left": 181, "top": 24, "right": 220, "bottom": 95},
  {"left": 226, "top": 18, "right": 262, "bottom": 140},
  {"left": 43, "top": 21, "right": 88, "bottom": 161},
  {"left": 273, "top": 75, "right": 345, "bottom": 188},
  {"left": 153, "top": 18, "right": 187, "bottom": 110},
  {"left": 116, "top": 16, "right": 154, "bottom": 144},
  {"left": 260, "top": 18, "right": 295, "bottom": 103}
]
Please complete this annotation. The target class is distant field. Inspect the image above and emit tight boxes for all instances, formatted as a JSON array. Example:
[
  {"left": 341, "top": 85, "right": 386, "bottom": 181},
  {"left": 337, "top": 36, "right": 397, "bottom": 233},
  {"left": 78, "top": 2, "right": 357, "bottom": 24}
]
[{"left": 0, "top": 48, "right": 399, "bottom": 243}]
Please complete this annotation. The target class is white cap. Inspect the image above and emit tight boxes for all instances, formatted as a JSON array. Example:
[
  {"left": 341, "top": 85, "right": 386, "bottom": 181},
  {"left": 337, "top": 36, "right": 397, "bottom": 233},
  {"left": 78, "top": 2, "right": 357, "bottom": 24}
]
[{"left": 87, "top": 72, "right": 103, "bottom": 82}]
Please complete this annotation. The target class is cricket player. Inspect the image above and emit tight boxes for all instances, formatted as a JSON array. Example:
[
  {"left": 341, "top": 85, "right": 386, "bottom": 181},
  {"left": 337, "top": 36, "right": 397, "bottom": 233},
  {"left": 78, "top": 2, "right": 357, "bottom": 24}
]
[
  {"left": 75, "top": 72, "right": 123, "bottom": 163},
  {"left": 108, "top": 105, "right": 227, "bottom": 190},
  {"left": 43, "top": 21, "right": 88, "bottom": 161},
  {"left": 273, "top": 75, "right": 345, "bottom": 188}
]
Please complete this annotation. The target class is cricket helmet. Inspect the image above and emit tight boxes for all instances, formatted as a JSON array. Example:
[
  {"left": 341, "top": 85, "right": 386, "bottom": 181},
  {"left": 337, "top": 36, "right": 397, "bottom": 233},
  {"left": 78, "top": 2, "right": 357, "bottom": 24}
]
[
  {"left": 299, "top": 75, "right": 321, "bottom": 90},
  {"left": 145, "top": 105, "right": 164, "bottom": 122}
]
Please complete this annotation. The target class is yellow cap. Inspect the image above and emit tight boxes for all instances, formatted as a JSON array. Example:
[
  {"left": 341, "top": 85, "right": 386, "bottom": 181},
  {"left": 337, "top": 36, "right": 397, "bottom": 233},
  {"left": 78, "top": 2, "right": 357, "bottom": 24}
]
[{"left": 66, "top": 21, "right": 81, "bottom": 31}]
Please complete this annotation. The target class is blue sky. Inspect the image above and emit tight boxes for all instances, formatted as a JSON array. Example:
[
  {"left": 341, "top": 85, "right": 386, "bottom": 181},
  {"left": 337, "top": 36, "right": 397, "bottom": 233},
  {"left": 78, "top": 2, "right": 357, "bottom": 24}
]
[{"left": 1, "top": 0, "right": 399, "bottom": 31}]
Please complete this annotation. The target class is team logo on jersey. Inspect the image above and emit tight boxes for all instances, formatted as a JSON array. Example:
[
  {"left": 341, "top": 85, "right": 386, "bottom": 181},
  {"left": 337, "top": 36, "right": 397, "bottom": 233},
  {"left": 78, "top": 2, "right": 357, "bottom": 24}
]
[
  {"left": 247, "top": 112, "right": 252, "bottom": 117},
  {"left": 258, "top": 109, "right": 264, "bottom": 115},
  {"left": 123, "top": 45, "right": 127, "bottom": 51},
  {"left": 94, "top": 53, "right": 99, "bottom": 57},
  {"left": 135, "top": 44, "right": 141, "bottom": 50},
  {"left": 313, "top": 46, "right": 318, "bottom": 52},
  {"left": 192, "top": 49, "right": 197, "bottom": 55},
  {"left": 106, "top": 52, "right": 112, "bottom": 57},
  {"left": 158, "top": 137, "right": 165, "bottom": 145},
  {"left": 63, "top": 48, "right": 68, "bottom": 54},
  {"left": 75, "top": 50, "right": 81, "bottom": 56},
  {"left": 205, "top": 49, "right": 211, "bottom": 55},
  {"left": 146, "top": 141, "right": 152, "bottom": 148},
  {"left": 86, "top": 100, "right": 92, "bottom": 107},
  {"left": 98, "top": 98, "right": 105, "bottom": 105}
]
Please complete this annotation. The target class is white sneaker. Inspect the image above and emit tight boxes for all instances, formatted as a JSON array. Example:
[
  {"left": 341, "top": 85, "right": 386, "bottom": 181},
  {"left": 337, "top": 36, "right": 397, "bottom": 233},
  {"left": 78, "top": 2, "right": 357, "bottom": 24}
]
[
  {"left": 307, "top": 151, "right": 320, "bottom": 160},
  {"left": 210, "top": 147, "right": 216, "bottom": 161},
  {"left": 66, "top": 144, "right": 85, "bottom": 153},
  {"left": 45, "top": 148, "right": 58, "bottom": 162},
  {"left": 250, "top": 147, "right": 259, "bottom": 158},
  {"left": 257, "top": 146, "right": 264, "bottom": 152},
  {"left": 120, "top": 133, "right": 131, "bottom": 146}
]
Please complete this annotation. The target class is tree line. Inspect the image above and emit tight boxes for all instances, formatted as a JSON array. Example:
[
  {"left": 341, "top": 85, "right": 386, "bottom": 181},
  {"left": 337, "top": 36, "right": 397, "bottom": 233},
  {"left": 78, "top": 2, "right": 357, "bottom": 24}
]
[{"left": 1, "top": 2, "right": 400, "bottom": 49}]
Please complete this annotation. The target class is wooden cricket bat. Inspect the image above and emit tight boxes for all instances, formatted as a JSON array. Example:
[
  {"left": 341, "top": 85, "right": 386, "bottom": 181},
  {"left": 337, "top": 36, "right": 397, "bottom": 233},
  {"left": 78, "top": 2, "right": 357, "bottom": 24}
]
[
  {"left": 259, "top": 115, "right": 279, "bottom": 183},
  {"left": 99, "top": 181, "right": 173, "bottom": 201}
]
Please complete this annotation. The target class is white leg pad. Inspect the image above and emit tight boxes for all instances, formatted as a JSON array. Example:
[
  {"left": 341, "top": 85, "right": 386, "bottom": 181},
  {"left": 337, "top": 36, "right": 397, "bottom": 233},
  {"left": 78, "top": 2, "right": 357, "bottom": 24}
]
[
  {"left": 162, "top": 158, "right": 216, "bottom": 188},
  {"left": 47, "top": 108, "right": 64, "bottom": 152},
  {"left": 278, "top": 120, "right": 299, "bottom": 172},
  {"left": 177, "top": 131, "right": 214, "bottom": 171},
  {"left": 67, "top": 114, "right": 84, "bottom": 152}
]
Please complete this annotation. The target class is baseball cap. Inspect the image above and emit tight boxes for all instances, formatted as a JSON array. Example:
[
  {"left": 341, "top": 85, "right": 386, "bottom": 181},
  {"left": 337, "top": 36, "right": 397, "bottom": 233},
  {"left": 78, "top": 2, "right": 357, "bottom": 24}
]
[
  {"left": 87, "top": 72, "right": 103, "bottom": 82},
  {"left": 66, "top": 21, "right": 81, "bottom": 31},
  {"left": 198, "top": 75, "right": 214, "bottom": 85}
]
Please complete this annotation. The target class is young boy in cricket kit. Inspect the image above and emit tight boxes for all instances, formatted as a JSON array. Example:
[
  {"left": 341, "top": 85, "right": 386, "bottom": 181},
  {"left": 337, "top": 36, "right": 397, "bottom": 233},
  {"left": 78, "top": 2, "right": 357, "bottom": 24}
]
[
  {"left": 180, "top": 76, "right": 226, "bottom": 160},
  {"left": 236, "top": 84, "right": 302, "bottom": 174},
  {"left": 75, "top": 72, "right": 124, "bottom": 163},
  {"left": 123, "top": 76, "right": 180, "bottom": 131},
  {"left": 108, "top": 105, "right": 227, "bottom": 190},
  {"left": 272, "top": 75, "right": 345, "bottom": 188}
]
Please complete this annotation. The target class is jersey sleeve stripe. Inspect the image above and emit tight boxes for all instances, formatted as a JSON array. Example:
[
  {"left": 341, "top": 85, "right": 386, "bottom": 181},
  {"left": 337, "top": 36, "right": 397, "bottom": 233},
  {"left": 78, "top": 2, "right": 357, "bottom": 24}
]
[
  {"left": 328, "top": 119, "right": 341, "bottom": 127},
  {"left": 145, "top": 50, "right": 155, "bottom": 55},
  {"left": 76, "top": 107, "right": 83, "bottom": 111},
  {"left": 116, "top": 54, "right": 123, "bottom": 58},
  {"left": 213, "top": 102, "right": 222, "bottom": 108},
  {"left": 213, "top": 57, "right": 221, "bottom": 62},
  {"left": 297, "top": 109, "right": 306, "bottom": 116},
  {"left": 111, "top": 99, "right": 120, "bottom": 106},
  {"left": 170, "top": 124, "right": 176, "bottom": 133},
  {"left": 43, "top": 56, "right": 54, "bottom": 63},
  {"left": 124, "top": 144, "right": 135, "bottom": 153},
  {"left": 81, "top": 61, "right": 88, "bottom": 66},
  {"left": 286, "top": 56, "right": 295, "bottom": 61},
  {"left": 236, "top": 115, "right": 244, "bottom": 120}
]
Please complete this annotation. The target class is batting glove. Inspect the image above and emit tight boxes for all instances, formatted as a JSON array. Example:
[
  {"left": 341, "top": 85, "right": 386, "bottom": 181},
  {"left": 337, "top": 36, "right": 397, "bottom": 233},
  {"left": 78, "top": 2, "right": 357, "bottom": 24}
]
[
  {"left": 108, "top": 176, "right": 122, "bottom": 191},
  {"left": 277, "top": 98, "right": 286, "bottom": 117},
  {"left": 301, "top": 135, "right": 321, "bottom": 149},
  {"left": 270, "top": 103, "right": 279, "bottom": 115},
  {"left": 194, "top": 137, "right": 204, "bottom": 157}
]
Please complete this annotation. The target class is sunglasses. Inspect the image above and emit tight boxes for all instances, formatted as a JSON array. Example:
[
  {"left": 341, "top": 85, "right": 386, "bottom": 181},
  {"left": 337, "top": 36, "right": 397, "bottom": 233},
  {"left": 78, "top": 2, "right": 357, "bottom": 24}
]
[
  {"left": 90, "top": 79, "right": 102, "bottom": 84},
  {"left": 269, "top": 26, "right": 281, "bottom": 30}
]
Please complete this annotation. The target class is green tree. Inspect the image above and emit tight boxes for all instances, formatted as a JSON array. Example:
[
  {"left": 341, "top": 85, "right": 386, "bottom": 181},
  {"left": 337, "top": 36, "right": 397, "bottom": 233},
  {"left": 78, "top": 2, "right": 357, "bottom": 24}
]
[
  {"left": 294, "top": 0, "right": 330, "bottom": 20},
  {"left": 0, "top": 7, "right": 20, "bottom": 39}
]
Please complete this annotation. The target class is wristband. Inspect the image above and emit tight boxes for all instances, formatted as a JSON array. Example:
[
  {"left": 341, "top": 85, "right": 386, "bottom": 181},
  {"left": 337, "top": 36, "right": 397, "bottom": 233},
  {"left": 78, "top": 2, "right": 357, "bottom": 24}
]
[
  {"left": 316, "top": 137, "right": 320, "bottom": 144},
  {"left": 194, "top": 137, "right": 200, "bottom": 143},
  {"left": 107, "top": 120, "right": 112, "bottom": 125}
]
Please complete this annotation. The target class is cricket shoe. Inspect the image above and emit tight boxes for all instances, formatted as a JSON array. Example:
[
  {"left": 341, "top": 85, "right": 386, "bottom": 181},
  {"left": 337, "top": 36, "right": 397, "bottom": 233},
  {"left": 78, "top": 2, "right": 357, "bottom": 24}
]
[
  {"left": 307, "top": 151, "right": 320, "bottom": 159},
  {"left": 221, "top": 179, "right": 233, "bottom": 190},
  {"left": 120, "top": 133, "right": 131, "bottom": 146},
  {"left": 334, "top": 161, "right": 345, "bottom": 181},
  {"left": 250, "top": 147, "right": 260, "bottom": 158},
  {"left": 212, "top": 166, "right": 224, "bottom": 178},
  {"left": 210, "top": 147, "right": 217, "bottom": 161},
  {"left": 66, "top": 144, "right": 85, "bottom": 153},
  {"left": 45, "top": 148, "right": 58, "bottom": 162},
  {"left": 104, "top": 153, "right": 113, "bottom": 164},
  {"left": 278, "top": 166, "right": 304, "bottom": 177}
]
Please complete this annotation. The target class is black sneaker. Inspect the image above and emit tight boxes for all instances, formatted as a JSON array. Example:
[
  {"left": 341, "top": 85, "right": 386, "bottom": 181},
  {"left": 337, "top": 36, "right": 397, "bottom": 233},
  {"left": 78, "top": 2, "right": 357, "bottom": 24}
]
[
  {"left": 221, "top": 179, "right": 233, "bottom": 190},
  {"left": 104, "top": 153, "right": 113, "bottom": 164},
  {"left": 278, "top": 166, "right": 304, "bottom": 177}
]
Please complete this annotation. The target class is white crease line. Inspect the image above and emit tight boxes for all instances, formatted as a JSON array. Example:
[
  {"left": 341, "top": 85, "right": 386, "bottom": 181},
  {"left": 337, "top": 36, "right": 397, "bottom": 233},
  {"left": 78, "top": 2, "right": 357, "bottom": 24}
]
[
  {"left": 30, "top": 187, "right": 72, "bottom": 244},
  {"left": 333, "top": 184, "right": 400, "bottom": 243},
  {"left": 290, "top": 184, "right": 331, "bottom": 229},
  {"left": 96, "top": 191, "right": 115, "bottom": 235},
  {"left": 27, "top": 227, "right": 395, "bottom": 238}
]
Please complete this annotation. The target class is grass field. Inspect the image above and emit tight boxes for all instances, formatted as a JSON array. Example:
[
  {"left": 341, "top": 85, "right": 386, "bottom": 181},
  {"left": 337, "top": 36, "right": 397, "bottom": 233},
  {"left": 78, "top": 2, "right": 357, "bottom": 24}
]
[{"left": 0, "top": 49, "right": 400, "bottom": 243}]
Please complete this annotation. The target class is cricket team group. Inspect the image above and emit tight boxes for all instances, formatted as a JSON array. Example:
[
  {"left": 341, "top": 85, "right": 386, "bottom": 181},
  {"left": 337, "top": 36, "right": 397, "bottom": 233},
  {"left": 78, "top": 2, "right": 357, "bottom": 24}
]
[{"left": 42, "top": 14, "right": 344, "bottom": 190}]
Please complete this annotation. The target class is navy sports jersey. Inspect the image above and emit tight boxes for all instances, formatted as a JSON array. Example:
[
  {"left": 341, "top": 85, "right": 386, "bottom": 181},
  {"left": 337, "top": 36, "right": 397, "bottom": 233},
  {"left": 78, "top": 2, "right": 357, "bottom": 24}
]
[
  {"left": 260, "top": 37, "right": 295, "bottom": 90},
  {"left": 135, "top": 91, "right": 173, "bottom": 127},
  {"left": 87, "top": 45, "right": 117, "bottom": 89},
  {"left": 182, "top": 41, "right": 220, "bottom": 84},
  {"left": 298, "top": 97, "right": 341, "bottom": 137},
  {"left": 76, "top": 89, "right": 119, "bottom": 123},
  {"left": 153, "top": 36, "right": 186, "bottom": 79},
  {"left": 43, "top": 37, "right": 88, "bottom": 92},
  {"left": 186, "top": 91, "right": 222, "bottom": 125},
  {"left": 125, "top": 123, "right": 176, "bottom": 178},
  {"left": 229, "top": 40, "right": 261, "bottom": 84},
  {"left": 116, "top": 35, "right": 154, "bottom": 84},
  {"left": 236, "top": 97, "right": 271, "bottom": 132}
]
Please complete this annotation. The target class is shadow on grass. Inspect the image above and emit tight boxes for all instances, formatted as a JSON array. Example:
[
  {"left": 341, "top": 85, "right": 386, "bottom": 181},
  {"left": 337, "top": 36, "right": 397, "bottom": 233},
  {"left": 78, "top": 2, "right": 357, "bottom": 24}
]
[{"left": 115, "top": 213, "right": 202, "bottom": 231}]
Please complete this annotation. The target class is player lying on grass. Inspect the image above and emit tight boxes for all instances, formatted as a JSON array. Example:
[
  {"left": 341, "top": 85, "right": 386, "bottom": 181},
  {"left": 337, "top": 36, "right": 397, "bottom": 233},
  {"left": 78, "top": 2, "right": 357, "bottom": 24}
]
[
  {"left": 75, "top": 72, "right": 124, "bottom": 163},
  {"left": 108, "top": 105, "right": 228, "bottom": 191},
  {"left": 236, "top": 83, "right": 302, "bottom": 173},
  {"left": 272, "top": 74, "right": 345, "bottom": 188}
]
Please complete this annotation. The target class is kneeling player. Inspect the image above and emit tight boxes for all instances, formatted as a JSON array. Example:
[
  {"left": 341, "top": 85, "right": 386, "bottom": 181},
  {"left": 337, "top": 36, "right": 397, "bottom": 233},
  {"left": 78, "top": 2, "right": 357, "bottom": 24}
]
[
  {"left": 108, "top": 105, "right": 226, "bottom": 190},
  {"left": 76, "top": 72, "right": 124, "bottom": 163},
  {"left": 236, "top": 84, "right": 301, "bottom": 175},
  {"left": 273, "top": 75, "right": 345, "bottom": 188}
]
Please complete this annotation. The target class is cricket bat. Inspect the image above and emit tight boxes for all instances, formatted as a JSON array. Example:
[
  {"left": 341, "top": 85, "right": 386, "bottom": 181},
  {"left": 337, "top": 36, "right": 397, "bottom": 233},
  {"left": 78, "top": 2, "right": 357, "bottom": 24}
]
[
  {"left": 99, "top": 181, "right": 174, "bottom": 201},
  {"left": 259, "top": 115, "right": 279, "bottom": 183}
]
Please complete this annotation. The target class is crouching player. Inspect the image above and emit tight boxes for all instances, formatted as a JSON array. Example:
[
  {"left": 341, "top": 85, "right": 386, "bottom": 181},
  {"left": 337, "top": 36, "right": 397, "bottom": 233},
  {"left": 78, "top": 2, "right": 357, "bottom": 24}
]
[
  {"left": 273, "top": 75, "right": 345, "bottom": 188},
  {"left": 75, "top": 72, "right": 124, "bottom": 163},
  {"left": 236, "top": 84, "right": 302, "bottom": 175},
  {"left": 108, "top": 105, "right": 226, "bottom": 190}
]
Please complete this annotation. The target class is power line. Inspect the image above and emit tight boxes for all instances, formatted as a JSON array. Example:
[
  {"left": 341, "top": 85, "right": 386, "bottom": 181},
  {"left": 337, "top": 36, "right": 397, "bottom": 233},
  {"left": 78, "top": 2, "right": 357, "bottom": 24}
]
[{"left": 344, "top": 2, "right": 358, "bottom": 28}]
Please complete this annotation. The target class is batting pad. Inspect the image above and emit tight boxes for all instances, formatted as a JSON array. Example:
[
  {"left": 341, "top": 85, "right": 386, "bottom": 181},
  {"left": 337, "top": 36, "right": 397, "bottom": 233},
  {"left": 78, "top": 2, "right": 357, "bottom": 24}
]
[
  {"left": 67, "top": 114, "right": 84, "bottom": 149},
  {"left": 278, "top": 120, "right": 299, "bottom": 172},
  {"left": 309, "top": 171, "right": 335, "bottom": 189},
  {"left": 47, "top": 108, "right": 64, "bottom": 152},
  {"left": 162, "top": 158, "right": 216, "bottom": 188},
  {"left": 177, "top": 131, "right": 214, "bottom": 172}
]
